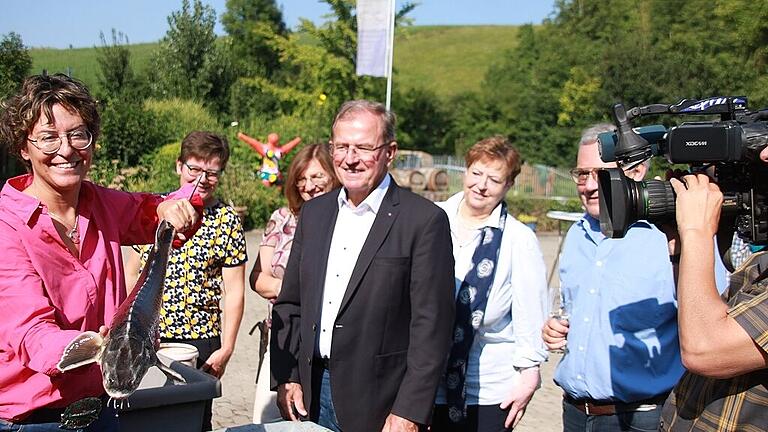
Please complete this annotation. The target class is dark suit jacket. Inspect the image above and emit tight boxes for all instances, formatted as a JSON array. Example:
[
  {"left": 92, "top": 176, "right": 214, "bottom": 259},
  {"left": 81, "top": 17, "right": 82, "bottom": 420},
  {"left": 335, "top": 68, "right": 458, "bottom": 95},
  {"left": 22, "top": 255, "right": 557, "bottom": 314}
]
[{"left": 271, "top": 180, "right": 455, "bottom": 432}]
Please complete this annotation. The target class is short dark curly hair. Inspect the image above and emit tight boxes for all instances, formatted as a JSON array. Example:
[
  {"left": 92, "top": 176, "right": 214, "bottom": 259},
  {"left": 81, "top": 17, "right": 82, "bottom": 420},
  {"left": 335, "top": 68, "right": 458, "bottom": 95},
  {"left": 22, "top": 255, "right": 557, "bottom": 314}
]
[{"left": 0, "top": 74, "right": 100, "bottom": 171}]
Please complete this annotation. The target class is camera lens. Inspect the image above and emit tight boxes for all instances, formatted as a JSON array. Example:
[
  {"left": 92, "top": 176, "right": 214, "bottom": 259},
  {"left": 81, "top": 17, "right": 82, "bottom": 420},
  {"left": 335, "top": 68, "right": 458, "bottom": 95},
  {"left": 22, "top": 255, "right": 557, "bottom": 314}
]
[{"left": 597, "top": 168, "right": 676, "bottom": 238}]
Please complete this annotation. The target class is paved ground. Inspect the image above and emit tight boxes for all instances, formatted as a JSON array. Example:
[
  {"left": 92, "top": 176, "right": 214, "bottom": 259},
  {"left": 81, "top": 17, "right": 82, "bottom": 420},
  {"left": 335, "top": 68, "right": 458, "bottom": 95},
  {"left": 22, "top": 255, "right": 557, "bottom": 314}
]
[{"left": 211, "top": 230, "right": 567, "bottom": 431}]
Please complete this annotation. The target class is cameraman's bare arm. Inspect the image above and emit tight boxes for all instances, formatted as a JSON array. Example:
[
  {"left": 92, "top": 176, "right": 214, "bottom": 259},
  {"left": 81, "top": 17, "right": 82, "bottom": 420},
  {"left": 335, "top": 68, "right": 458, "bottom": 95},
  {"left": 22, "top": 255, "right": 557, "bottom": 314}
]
[{"left": 673, "top": 175, "right": 768, "bottom": 378}]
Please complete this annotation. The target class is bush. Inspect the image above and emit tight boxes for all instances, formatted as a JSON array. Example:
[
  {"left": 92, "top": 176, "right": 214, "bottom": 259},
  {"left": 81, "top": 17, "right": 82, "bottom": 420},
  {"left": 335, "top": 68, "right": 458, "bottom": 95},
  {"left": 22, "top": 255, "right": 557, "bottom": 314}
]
[
  {"left": 123, "top": 141, "right": 284, "bottom": 230},
  {"left": 123, "top": 142, "right": 181, "bottom": 194},
  {"left": 144, "top": 98, "right": 220, "bottom": 144},
  {"left": 217, "top": 162, "right": 285, "bottom": 230},
  {"left": 95, "top": 98, "right": 164, "bottom": 185},
  {"left": 505, "top": 195, "right": 583, "bottom": 232},
  {"left": 229, "top": 77, "right": 281, "bottom": 120}
]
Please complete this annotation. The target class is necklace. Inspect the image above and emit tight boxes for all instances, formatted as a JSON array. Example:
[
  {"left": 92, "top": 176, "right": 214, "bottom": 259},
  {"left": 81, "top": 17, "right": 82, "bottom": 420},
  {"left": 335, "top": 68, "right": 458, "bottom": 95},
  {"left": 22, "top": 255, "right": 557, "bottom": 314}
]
[
  {"left": 47, "top": 208, "right": 80, "bottom": 244},
  {"left": 26, "top": 186, "right": 80, "bottom": 245}
]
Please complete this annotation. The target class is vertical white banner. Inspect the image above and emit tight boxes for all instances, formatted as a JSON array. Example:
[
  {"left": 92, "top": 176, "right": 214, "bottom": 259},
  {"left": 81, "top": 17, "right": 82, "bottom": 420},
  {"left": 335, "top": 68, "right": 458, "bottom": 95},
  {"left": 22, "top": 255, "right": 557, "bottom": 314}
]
[{"left": 356, "top": 0, "right": 392, "bottom": 77}]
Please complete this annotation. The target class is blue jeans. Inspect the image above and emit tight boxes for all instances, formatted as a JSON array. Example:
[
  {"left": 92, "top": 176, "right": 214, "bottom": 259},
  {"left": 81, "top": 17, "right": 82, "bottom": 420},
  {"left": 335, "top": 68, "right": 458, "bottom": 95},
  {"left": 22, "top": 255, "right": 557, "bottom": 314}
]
[
  {"left": 0, "top": 404, "right": 119, "bottom": 432},
  {"left": 562, "top": 399, "right": 662, "bottom": 432},
  {"left": 317, "top": 369, "right": 341, "bottom": 432}
]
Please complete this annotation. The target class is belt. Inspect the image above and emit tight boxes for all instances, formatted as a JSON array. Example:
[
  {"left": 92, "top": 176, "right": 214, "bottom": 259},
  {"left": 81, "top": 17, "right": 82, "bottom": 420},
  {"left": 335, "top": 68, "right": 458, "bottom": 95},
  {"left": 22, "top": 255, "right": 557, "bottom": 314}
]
[
  {"left": 17, "top": 407, "right": 65, "bottom": 424},
  {"left": 564, "top": 394, "right": 668, "bottom": 416},
  {"left": 313, "top": 356, "right": 330, "bottom": 370}
]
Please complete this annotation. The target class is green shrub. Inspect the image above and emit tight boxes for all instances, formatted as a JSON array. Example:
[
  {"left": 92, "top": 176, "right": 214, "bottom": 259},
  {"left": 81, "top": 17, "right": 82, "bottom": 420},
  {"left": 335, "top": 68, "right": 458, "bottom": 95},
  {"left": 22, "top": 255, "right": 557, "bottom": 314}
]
[
  {"left": 144, "top": 98, "right": 220, "bottom": 144},
  {"left": 229, "top": 77, "right": 280, "bottom": 120},
  {"left": 217, "top": 162, "right": 285, "bottom": 230},
  {"left": 123, "top": 141, "right": 284, "bottom": 230},
  {"left": 95, "top": 98, "right": 165, "bottom": 185},
  {"left": 123, "top": 142, "right": 181, "bottom": 194},
  {"left": 505, "top": 195, "right": 583, "bottom": 232}
]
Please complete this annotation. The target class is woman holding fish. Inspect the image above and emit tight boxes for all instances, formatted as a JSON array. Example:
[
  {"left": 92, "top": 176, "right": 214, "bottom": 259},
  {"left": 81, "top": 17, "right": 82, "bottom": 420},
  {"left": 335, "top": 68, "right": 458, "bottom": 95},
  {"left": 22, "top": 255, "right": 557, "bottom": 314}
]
[{"left": 0, "top": 74, "right": 200, "bottom": 431}]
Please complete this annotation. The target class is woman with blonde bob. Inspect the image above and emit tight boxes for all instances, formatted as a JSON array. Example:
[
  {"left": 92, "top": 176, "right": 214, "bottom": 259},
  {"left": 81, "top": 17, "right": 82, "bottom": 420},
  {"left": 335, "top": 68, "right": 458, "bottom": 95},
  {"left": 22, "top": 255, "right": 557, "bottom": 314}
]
[
  {"left": 250, "top": 143, "right": 340, "bottom": 423},
  {"left": 433, "top": 136, "right": 548, "bottom": 432}
]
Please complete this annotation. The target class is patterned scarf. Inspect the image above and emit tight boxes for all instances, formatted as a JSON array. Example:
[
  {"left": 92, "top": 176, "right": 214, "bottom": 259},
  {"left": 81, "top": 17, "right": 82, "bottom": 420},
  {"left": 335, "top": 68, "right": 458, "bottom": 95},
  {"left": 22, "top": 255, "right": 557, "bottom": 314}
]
[{"left": 445, "top": 200, "right": 507, "bottom": 423}]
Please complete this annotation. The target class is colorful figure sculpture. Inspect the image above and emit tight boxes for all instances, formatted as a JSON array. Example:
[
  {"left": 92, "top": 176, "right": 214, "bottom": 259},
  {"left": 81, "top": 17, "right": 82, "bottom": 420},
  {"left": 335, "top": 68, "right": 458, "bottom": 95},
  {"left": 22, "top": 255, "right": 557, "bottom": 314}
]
[{"left": 237, "top": 132, "right": 302, "bottom": 186}]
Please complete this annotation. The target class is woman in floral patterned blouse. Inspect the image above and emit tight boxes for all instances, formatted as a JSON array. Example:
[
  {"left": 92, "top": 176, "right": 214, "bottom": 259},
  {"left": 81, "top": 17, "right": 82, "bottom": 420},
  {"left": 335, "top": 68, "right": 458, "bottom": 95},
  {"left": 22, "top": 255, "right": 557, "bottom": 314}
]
[
  {"left": 250, "top": 143, "right": 340, "bottom": 423},
  {"left": 126, "top": 131, "right": 247, "bottom": 432}
]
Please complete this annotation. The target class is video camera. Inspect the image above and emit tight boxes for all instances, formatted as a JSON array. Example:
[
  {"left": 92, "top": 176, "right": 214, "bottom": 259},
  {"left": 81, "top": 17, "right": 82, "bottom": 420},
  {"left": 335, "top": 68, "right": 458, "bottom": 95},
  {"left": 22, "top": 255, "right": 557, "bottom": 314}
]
[{"left": 596, "top": 96, "right": 768, "bottom": 244}]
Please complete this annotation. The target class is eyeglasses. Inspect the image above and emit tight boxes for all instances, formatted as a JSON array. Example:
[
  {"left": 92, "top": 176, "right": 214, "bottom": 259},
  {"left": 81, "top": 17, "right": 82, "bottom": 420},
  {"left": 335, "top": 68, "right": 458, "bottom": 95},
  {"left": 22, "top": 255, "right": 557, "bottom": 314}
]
[
  {"left": 297, "top": 172, "right": 329, "bottom": 188},
  {"left": 570, "top": 167, "right": 635, "bottom": 184},
  {"left": 27, "top": 129, "right": 92, "bottom": 154},
  {"left": 184, "top": 162, "right": 222, "bottom": 180},
  {"left": 329, "top": 142, "right": 391, "bottom": 158}
]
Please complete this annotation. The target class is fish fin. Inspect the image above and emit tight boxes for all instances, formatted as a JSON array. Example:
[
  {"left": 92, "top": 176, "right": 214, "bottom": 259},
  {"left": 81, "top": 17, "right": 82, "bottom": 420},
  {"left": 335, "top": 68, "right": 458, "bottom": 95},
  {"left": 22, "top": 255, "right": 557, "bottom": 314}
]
[
  {"left": 57, "top": 331, "right": 103, "bottom": 372},
  {"left": 157, "top": 361, "right": 186, "bottom": 384}
]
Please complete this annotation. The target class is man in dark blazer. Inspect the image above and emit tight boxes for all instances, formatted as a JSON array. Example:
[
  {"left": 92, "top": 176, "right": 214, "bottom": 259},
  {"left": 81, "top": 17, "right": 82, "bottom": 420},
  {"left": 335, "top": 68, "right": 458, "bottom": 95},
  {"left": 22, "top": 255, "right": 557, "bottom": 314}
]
[{"left": 271, "top": 100, "right": 455, "bottom": 432}]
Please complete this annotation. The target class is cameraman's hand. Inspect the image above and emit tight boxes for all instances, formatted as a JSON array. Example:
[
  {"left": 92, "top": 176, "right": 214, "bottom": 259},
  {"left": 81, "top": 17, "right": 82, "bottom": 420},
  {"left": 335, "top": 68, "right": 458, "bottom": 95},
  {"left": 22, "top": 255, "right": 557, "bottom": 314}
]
[
  {"left": 670, "top": 173, "right": 723, "bottom": 239},
  {"left": 541, "top": 317, "right": 569, "bottom": 351},
  {"left": 654, "top": 172, "right": 684, "bottom": 256}
]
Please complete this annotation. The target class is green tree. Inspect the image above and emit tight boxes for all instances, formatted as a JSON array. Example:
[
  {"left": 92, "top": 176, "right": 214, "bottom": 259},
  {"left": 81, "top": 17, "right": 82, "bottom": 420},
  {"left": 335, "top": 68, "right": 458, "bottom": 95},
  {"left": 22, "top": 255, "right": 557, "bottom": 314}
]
[
  {"left": 393, "top": 86, "right": 452, "bottom": 153},
  {"left": 442, "top": 92, "right": 505, "bottom": 157},
  {"left": 96, "top": 29, "right": 146, "bottom": 101},
  {"left": 97, "top": 100, "right": 163, "bottom": 168},
  {"left": 221, "top": 0, "right": 287, "bottom": 77},
  {"left": 0, "top": 32, "right": 32, "bottom": 100},
  {"left": 230, "top": 0, "right": 415, "bottom": 122},
  {"left": 150, "top": 0, "right": 235, "bottom": 117}
]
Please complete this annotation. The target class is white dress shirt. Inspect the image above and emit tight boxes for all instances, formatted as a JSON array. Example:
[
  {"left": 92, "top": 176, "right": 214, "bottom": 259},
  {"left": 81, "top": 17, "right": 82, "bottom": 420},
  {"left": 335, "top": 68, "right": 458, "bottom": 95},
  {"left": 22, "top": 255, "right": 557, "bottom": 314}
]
[
  {"left": 317, "top": 174, "right": 391, "bottom": 358},
  {"left": 435, "top": 192, "right": 549, "bottom": 405}
]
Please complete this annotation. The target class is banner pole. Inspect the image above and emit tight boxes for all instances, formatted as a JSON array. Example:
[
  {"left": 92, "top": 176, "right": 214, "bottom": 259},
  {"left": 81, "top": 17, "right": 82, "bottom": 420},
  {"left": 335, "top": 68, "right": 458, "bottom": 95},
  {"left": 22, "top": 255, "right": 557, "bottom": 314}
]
[{"left": 385, "top": 0, "right": 395, "bottom": 110}]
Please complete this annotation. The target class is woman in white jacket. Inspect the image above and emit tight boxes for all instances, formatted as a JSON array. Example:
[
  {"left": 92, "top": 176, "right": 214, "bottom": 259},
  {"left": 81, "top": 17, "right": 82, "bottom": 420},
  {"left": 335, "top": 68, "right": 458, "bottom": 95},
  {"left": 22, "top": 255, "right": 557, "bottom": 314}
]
[{"left": 432, "top": 136, "right": 549, "bottom": 432}]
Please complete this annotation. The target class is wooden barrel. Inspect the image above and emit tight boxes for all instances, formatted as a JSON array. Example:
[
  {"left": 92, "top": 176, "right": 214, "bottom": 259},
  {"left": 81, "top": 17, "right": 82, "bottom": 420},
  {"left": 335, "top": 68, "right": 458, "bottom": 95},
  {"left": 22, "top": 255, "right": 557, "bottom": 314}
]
[
  {"left": 419, "top": 168, "right": 449, "bottom": 191},
  {"left": 407, "top": 170, "right": 426, "bottom": 191},
  {"left": 389, "top": 169, "right": 410, "bottom": 188},
  {"left": 389, "top": 168, "right": 425, "bottom": 191}
]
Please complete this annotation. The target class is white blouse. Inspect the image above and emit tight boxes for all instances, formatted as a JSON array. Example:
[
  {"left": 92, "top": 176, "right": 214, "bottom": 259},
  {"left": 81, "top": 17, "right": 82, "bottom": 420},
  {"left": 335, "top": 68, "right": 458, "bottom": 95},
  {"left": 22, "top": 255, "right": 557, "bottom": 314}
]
[{"left": 435, "top": 192, "right": 549, "bottom": 405}]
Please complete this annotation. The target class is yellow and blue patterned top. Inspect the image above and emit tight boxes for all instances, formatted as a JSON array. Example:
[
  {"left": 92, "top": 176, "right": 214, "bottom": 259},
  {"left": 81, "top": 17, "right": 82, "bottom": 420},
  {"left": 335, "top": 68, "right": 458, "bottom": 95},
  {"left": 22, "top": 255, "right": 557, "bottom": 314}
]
[{"left": 135, "top": 201, "right": 247, "bottom": 339}]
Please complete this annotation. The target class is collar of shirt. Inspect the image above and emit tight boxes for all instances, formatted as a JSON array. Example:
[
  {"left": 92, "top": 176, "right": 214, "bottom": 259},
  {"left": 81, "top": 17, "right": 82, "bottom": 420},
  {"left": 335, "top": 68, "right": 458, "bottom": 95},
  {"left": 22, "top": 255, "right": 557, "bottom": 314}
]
[
  {"left": 336, "top": 173, "right": 391, "bottom": 215},
  {"left": 443, "top": 191, "right": 503, "bottom": 230},
  {"left": 1, "top": 174, "right": 97, "bottom": 234},
  {"left": 577, "top": 213, "right": 652, "bottom": 245},
  {"left": 1, "top": 175, "right": 42, "bottom": 225}
]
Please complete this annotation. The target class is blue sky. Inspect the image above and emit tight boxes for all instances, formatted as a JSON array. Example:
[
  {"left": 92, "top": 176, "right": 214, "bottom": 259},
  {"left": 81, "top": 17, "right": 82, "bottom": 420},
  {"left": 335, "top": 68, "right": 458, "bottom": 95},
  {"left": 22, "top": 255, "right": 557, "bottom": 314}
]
[{"left": 0, "top": 0, "right": 556, "bottom": 49}]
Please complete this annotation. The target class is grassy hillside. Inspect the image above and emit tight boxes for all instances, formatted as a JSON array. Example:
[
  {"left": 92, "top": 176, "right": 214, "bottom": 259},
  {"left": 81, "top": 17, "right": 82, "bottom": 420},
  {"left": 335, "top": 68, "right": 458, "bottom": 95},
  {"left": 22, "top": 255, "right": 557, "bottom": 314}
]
[
  {"left": 394, "top": 25, "right": 519, "bottom": 98},
  {"left": 29, "top": 25, "right": 519, "bottom": 99},
  {"left": 30, "top": 43, "right": 156, "bottom": 95}
]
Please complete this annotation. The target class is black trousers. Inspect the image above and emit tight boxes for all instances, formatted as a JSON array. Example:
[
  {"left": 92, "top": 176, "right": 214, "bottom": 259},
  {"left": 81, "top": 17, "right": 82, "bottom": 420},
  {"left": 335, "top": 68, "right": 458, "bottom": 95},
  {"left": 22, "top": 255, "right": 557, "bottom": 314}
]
[
  {"left": 432, "top": 404, "right": 512, "bottom": 432},
  {"left": 162, "top": 336, "right": 221, "bottom": 432}
]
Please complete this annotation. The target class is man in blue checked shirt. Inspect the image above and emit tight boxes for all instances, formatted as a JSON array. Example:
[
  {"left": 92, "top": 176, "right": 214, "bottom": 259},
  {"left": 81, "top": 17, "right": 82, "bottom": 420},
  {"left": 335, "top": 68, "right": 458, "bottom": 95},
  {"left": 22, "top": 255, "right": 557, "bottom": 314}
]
[{"left": 541, "top": 123, "right": 727, "bottom": 432}]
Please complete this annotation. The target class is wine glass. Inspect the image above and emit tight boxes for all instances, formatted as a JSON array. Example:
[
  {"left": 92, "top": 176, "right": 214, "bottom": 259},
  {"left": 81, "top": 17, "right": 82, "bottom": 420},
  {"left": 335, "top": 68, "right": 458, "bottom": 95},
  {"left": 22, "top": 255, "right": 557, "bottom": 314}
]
[{"left": 549, "top": 287, "right": 570, "bottom": 355}]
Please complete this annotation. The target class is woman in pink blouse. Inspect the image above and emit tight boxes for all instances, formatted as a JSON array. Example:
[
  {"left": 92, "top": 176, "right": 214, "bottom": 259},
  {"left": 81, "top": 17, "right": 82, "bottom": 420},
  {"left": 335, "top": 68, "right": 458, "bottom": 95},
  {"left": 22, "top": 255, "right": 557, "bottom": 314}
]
[
  {"left": 0, "top": 74, "right": 199, "bottom": 431},
  {"left": 250, "top": 143, "right": 340, "bottom": 422}
]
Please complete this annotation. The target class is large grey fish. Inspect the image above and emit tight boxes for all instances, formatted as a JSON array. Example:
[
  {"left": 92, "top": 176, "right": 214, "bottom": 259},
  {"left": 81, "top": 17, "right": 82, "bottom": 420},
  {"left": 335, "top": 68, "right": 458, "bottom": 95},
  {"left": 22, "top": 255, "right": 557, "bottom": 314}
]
[{"left": 57, "top": 220, "right": 184, "bottom": 407}]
